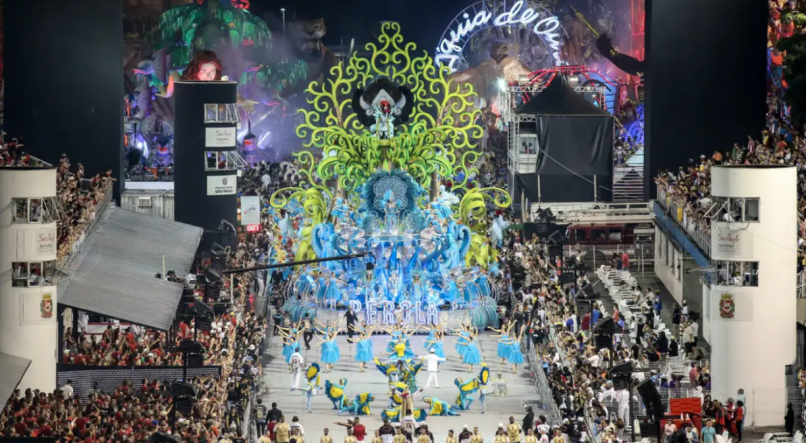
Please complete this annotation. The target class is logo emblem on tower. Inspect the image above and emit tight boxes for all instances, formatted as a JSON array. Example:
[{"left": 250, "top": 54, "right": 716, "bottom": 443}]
[{"left": 719, "top": 293, "right": 735, "bottom": 319}]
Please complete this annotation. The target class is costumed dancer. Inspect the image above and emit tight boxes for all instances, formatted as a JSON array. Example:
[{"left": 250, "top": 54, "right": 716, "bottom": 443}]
[
  {"left": 279, "top": 325, "right": 303, "bottom": 372},
  {"left": 490, "top": 323, "right": 514, "bottom": 366},
  {"left": 423, "top": 396, "right": 460, "bottom": 416},
  {"left": 507, "top": 327, "right": 526, "bottom": 374},
  {"left": 319, "top": 328, "right": 342, "bottom": 373},
  {"left": 352, "top": 324, "right": 375, "bottom": 372},
  {"left": 423, "top": 324, "right": 447, "bottom": 362},
  {"left": 300, "top": 377, "right": 317, "bottom": 413},
  {"left": 294, "top": 363, "right": 321, "bottom": 413},
  {"left": 477, "top": 364, "right": 491, "bottom": 414},
  {"left": 338, "top": 393, "right": 376, "bottom": 416},
  {"left": 454, "top": 324, "right": 471, "bottom": 360},
  {"left": 455, "top": 329, "right": 482, "bottom": 372},
  {"left": 382, "top": 382, "right": 425, "bottom": 434},
  {"left": 454, "top": 377, "right": 480, "bottom": 411},
  {"left": 325, "top": 378, "right": 348, "bottom": 410}
]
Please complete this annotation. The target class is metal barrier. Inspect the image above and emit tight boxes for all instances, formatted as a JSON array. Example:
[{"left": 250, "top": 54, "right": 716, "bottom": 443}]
[
  {"left": 656, "top": 186, "right": 712, "bottom": 257},
  {"left": 524, "top": 338, "right": 562, "bottom": 425}
]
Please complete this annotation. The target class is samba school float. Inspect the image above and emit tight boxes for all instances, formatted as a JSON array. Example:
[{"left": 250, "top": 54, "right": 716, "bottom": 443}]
[{"left": 270, "top": 23, "right": 511, "bottom": 329}]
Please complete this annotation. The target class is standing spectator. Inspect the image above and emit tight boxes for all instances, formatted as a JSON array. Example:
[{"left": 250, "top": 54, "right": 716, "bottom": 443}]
[
  {"left": 352, "top": 417, "right": 367, "bottom": 443},
  {"left": 446, "top": 430, "right": 456, "bottom": 443},
  {"left": 522, "top": 407, "right": 535, "bottom": 435},
  {"left": 418, "top": 429, "right": 430, "bottom": 443},
  {"left": 471, "top": 428, "right": 483, "bottom": 443},
  {"left": 735, "top": 401, "right": 744, "bottom": 442},
  {"left": 302, "top": 314, "right": 314, "bottom": 351},
  {"left": 345, "top": 428, "right": 358, "bottom": 443},
  {"left": 621, "top": 251, "right": 629, "bottom": 271},
  {"left": 254, "top": 399, "right": 269, "bottom": 437},
  {"left": 276, "top": 416, "right": 290, "bottom": 443},
  {"left": 663, "top": 421, "right": 676, "bottom": 443},
  {"left": 60, "top": 380, "right": 74, "bottom": 399},
  {"left": 459, "top": 426, "right": 472, "bottom": 443},
  {"left": 322, "top": 428, "right": 333, "bottom": 443},
  {"left": 786, "top": 403, "right": 795, "bottom": 436},
  {"left": 268, "top": 403, "right": 283, "bottom": 422},
  {"left": 507, "top": 417, "right": 521, "bottom": 443},
  {"left": 379, "top": 420, "right": 396, "bottom": 443},
  {"left": 701, "top": 420, "right": 716, "bottom": 443},
  {"left": 290, "top": 416, "right": 305, "bottom": 438},
  {"left": 345, "top": 306, "right": 359, "bottom": 340}
]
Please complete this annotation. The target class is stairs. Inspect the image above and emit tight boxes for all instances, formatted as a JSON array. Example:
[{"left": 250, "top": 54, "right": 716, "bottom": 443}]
[{"left": 613, "top": 165, "right": 645, "bottom": 202}]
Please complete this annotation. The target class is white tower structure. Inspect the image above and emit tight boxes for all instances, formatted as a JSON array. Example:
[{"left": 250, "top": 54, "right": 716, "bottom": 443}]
[
  {"left": 0, "top": 168, "right": 59, "bottom": 392},
  {"left": 708, "top": 165, "right": 797, "bottom": 426}
]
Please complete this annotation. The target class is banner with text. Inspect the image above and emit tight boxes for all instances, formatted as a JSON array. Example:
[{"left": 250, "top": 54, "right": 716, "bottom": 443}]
[
  {"left": 712, "top": 229, "right": 754, "bottom": 260},
  {"left": 205, "top": 127, "right": 236, "bottom": 147},
  {"left": 206, "top": 175, "right": 237, "bottom": 196}
]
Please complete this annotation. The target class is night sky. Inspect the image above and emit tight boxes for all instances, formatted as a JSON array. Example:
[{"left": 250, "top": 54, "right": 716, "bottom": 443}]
[{"left": 250, "top": 0, "right": 473, "bottom": 54}]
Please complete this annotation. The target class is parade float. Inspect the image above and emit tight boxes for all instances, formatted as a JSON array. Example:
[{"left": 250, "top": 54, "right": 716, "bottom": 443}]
[{"left": 271, "top": 23, "right": 512, "bottom": 329}]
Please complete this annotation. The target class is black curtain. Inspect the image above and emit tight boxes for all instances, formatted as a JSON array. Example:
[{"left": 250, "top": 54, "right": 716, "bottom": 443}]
[
  {"left": 5, "top": 0, "right": 124, "bottom": 201},
  {"left": 534, "top": 116, "right": 614, "bottom": 175},
  {"left": 645, "top": 0, "right": 767, "bottom": 199}
]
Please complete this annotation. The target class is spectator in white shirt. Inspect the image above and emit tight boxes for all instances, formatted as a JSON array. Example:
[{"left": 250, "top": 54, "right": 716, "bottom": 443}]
[{"left": 60, "top": 380, "right": 74, "bottom": 399}]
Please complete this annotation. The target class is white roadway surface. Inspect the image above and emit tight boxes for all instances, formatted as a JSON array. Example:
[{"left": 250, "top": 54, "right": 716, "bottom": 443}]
[{"left": 258, "top": 332, "right": 547, "bottom": 443}]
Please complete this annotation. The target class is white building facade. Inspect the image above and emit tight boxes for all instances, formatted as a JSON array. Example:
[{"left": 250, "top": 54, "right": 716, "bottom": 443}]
[
  {"left": 705, "top": 165, "right": 797, "bottom": 427},
  {"left": 0, "top": 168, "right": 60, "bottom": 391}
]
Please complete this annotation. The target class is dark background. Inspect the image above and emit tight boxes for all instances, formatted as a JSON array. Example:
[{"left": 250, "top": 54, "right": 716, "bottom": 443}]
[
  {"left": 4, "top": 0, "right": 124, "bottom": 201},
  {"left": 252, "top": 0, "right": 470, "bottom": 52},
  {"left": 644, "top": 0, "right": 768, "bottom": 199},
  {"left": 173, "top": 82, "right": 239, "bottom": 239}
]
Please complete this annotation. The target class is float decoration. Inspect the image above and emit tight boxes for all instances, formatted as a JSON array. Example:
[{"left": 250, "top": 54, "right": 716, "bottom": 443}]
[{"left": 270, "top": 23, "right": 510, "bottom": 329}]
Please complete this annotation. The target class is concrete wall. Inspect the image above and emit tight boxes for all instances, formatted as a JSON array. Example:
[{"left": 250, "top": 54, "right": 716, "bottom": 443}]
[
  {"left": 709, "top": 166, "right": 797, "bottom": 427},
  {"left": 0, "top": 169, "right": 59, "bottom": 392}
]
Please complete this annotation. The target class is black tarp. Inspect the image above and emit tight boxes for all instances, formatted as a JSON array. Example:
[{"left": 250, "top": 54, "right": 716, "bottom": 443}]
[
  {"left": 513, "top": 75, "right": 614, "bottom": 202},
  {"left": 515, "top": 75, "right": 614, "bottom": 176}
]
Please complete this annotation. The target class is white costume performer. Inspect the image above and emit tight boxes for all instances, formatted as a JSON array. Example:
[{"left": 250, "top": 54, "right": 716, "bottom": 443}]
[
  {"left": 419, "top": 349, "right": 447, "bottom": 389},
  {"left": 290, "top": 350, "right": 304, "bottom": 389}
]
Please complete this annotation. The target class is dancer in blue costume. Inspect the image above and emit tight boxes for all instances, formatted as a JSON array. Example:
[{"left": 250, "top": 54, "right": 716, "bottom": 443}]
[
  {"left": 318, "top": 327, "right": 342, "bottom": 373},
  {"left": 454, "top": 324, "right": 471, "bottom": 360},
  {"left": 350, "top": 323, "right": 375, "bottom": 372},
  {"left": 278, "top": 325, "right": 302, "bottom": 372},
  {"left": 423, "top": 325, "right": 446, "bottom": 360},
  {"left": 423, "top": 396, "right": 460, "bottom": 416},
  {"left": 490, "top": 322, "right": 514, "bottom": 365},
  {"left": 507, "top": 327, "right": 526, "bottom": 374},
  {"left": 455, "top": 329, "right": 482, "bottom": 372},
  {"left": 325, "top": 378, "right": 348, "bottom": 410},
  {"left": 338, "top": 393, "right": 375, "bottom": 416},
  {"left": 453, "top": 377, "right": 479, "bottom": 410},
  {"left": 477, "top": 364, "right": 490, "bottom": 413}
]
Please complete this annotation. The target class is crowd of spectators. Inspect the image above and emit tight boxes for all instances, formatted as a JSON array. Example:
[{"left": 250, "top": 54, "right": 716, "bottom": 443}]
[
  {"left": 655, "top": 1, "right": 806, "bottom": 270},
  {"left": 485, "top": 227, "right": 748, "bottom": 443},
  {"left": 0, "top": 138, "right": 114, "bottom": 266}
]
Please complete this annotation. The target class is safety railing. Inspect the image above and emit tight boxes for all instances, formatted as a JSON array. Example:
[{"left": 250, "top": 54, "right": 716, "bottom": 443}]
[
  {"left": 656, "top": 186, "right": 712, "bottom": 257},
  {"left": 525, "top": 338, "right": 562, "bottom": 425}
]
